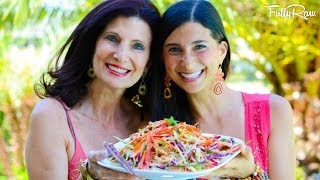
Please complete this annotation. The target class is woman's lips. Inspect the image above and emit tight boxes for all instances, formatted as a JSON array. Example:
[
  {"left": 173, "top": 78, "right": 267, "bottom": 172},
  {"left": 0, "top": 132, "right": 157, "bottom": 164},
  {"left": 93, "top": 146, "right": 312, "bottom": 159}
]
[
  {"left": 179, "top": 70, "right": 203, "bottom": 82},
  {"left": 106, "top": 63, "right": 130, "bottom": 76}
]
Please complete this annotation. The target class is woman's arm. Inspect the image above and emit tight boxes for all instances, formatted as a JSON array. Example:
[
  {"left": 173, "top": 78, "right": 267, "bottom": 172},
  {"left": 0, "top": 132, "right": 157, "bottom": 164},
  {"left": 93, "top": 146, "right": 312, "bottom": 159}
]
[
  {"left": 25, "top": 99, "right": 69, "bottom": 179},
  {"left": 268, "top": 94, "right": 295, "bottom": 179}
]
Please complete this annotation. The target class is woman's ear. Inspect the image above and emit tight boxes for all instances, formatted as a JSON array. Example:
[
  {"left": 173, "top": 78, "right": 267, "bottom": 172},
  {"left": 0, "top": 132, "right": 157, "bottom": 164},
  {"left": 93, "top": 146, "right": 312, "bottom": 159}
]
[{"left": 219, "top": 41, "right": 228, "bottom": 64}]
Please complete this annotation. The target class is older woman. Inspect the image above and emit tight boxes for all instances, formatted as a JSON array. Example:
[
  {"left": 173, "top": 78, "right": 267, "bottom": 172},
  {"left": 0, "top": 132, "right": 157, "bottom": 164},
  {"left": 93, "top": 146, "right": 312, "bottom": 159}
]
[
  {"left": 25, "top": 0, "right": 160, "bottom": 179},
  {"left": 151, "top": 0, "right": 295, "bottom": 179}
]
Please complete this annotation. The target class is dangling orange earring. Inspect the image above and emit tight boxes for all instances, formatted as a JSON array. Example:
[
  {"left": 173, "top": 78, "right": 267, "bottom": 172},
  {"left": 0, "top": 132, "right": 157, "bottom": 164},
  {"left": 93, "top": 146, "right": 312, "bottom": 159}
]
[
  {"left": 212, "top": 64, "right": 224, "bottom": 95},
  {"left": 164, "top": 74, "right": 172, "bottom": 99}
]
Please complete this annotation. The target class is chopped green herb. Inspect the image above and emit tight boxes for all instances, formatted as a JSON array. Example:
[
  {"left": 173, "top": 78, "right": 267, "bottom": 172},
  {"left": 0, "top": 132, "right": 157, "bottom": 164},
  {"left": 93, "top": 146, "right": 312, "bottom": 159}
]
[
  {"left": 192, "top": 164, "right": 204, "bottom": 170},
  {"left": 122, "top": 153, "right": 128, "bottom": 160},
  {"left": 221, "top": 138, "right": 227, "bottom": 142},
  {"left": 166, "top": 116, "right": 177, "bottom": 126}
]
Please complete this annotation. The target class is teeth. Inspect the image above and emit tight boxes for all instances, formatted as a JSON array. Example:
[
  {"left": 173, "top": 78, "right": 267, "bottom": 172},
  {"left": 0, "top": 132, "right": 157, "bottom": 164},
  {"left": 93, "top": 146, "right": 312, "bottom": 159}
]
[
  {"left": 180, "top": 70, "right": 202, "bottom": 79},
  {"left": 108, "top": 65, "right": 128, "bottom": 74}
]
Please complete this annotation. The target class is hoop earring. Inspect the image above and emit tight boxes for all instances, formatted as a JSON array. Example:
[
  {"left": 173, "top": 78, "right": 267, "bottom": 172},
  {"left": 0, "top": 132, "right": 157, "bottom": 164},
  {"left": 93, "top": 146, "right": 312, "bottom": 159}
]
[
  {"left": 164, "top": 74, "right": 172, "bottom": 99},
  {"left": 87, "top": 66, "right": 95, "bottom": 78},
  {"left": 131, "top": 73, "right": 147, "bottom": 107},
  {"left": 212, "top": 64, "right": 224, "bottom": 95}
]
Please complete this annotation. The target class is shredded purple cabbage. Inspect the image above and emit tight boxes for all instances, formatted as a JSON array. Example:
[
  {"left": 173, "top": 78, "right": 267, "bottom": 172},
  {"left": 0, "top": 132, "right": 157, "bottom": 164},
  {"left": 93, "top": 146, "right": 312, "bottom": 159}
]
[
  {"left": 230, "top": 138, "right": 235, "bottom": 145},
  {"left": 170, "top": 159, "right": 177, "bottom": 166},
  {"left": 208, "top": 143, "right": 218, "bottom": 149},
  {"left": 205, "top": 153, "right": 228, "bottom": 159},
  {"left": 137, "top": 154, "right": 142, "bottom": 162},
  {"left": 156, "top": 165, "right": 167, "bottom": 169},
  {"left": 175, "top": 140, "right": 185, "bottom": 151}
]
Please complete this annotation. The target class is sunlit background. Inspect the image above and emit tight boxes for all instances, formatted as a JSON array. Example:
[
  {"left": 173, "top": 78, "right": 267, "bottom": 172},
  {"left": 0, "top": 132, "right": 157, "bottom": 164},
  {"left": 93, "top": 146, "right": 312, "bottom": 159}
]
[{"left": 0, "top": 0, "right": 319, "bottom": 179}]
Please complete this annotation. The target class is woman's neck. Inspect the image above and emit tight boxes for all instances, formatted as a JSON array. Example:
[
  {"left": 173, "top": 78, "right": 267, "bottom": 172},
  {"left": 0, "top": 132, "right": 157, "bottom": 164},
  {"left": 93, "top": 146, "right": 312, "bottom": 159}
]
[
  {"left": 188, "top": 84, "right": 245, "bottom": 137},
  {"left": 187, "top": 84, "right": 238, "bottom": 122},
  {"left": 75, "top": 79, "right": 131, "bottom": 127}
]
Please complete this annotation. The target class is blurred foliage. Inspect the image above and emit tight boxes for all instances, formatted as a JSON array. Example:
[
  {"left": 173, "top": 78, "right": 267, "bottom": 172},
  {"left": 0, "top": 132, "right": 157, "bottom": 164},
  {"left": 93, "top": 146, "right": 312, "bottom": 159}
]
[
  {"left": 296, "top": 166, "right": 305, "bottom": 180},
  {"left": 0, "top": 0, "right": 319, "bottom": 179},
  {"left": 0, "top": 0, "right": 102, "bottom": 178},
  {"left": 211, "top": 0, "right": 320, "bottom": 176},
  {"left": 211, "top": 0, "right": 320, "bottom": 95}
]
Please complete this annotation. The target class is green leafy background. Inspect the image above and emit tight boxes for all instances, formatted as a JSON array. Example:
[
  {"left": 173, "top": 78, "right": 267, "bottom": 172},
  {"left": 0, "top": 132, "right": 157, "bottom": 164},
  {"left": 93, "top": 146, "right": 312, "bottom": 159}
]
[{"left": 0, "top": 0, "right": 319, "bottom": 179}]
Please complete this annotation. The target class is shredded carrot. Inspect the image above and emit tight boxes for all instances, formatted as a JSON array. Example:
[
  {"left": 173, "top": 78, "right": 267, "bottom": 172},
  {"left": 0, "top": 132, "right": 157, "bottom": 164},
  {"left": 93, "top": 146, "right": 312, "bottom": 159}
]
[{"left": 109, "top": 117, "right": 243, "bottom": 172}]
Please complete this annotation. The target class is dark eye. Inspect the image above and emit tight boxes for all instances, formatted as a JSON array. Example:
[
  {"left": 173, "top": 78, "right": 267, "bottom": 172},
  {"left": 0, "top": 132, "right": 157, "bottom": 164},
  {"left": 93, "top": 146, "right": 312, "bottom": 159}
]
[
  {"left": 168, "top": 47, "right": 181, "bottom": 54},
  {"left": 193, "top": 44, "right": 206, "bottom": 50},
  {"left": 105, "top": 34, "right": 118, "bottom": 42},
  {"left": 132, "top": 43, "right": 145, "bottom": 51}
]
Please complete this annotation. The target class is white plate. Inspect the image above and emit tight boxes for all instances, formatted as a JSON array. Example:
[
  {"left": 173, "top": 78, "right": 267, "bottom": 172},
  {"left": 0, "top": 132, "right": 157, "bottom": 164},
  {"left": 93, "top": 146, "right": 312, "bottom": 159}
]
[{"left": 98, "top": 133, "right": 244, "bottom": 180}]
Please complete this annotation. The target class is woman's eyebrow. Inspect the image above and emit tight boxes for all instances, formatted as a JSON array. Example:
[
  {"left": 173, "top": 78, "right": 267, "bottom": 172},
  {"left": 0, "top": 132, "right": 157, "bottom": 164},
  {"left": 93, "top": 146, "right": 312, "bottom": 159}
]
[
  {"left": 164, "top": 43, "right": 180, "bottom": 48},
  {"left": 102, "top": 31, "right": 118, "bottom": 36},
  {"left": 164, "top": 40, "right": 207, "bottom": 48},
  {"left": 192, "top": 40, "right": 206, "bottom": 44}
]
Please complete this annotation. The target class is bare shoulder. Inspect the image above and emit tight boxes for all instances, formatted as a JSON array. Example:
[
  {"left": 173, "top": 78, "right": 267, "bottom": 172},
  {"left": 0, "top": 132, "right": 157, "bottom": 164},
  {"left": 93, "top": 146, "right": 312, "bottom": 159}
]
[
  {"left": 269, "top": 94, "right": 293, "bottom": 129},
  {"left": 32, "top": 98, "right": 64, "bottom": 115},
  {"left": 27, "top": 98, "right": 70, "bottom": 153},
  {"left": 26, "top": 98, "right": 70, "bottom": 178},
  {"left": 30, "top": 98, "right": 68, "bottom": 130},
  {"left": 269, "top": 94, "right": 292, "bottom": 115}
]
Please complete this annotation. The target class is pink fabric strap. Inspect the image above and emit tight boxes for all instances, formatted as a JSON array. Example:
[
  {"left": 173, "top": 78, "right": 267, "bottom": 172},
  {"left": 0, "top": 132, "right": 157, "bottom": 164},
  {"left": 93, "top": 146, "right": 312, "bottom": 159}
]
[
  {"left": 56, "top": 99, "right": 87, "bottom": 180},
  {"left": 242, "top": 92, "right": 270, "bottom": 173},
  {"left": 58, "top": 100, "right": 76, "bottom": 140}
]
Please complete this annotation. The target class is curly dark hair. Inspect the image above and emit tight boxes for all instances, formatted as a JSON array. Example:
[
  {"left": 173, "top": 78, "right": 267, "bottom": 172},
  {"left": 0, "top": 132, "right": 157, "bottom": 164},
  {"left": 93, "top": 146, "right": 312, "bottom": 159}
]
[{"left": 35, "top": 0, "right": 161, "bottom": 108}]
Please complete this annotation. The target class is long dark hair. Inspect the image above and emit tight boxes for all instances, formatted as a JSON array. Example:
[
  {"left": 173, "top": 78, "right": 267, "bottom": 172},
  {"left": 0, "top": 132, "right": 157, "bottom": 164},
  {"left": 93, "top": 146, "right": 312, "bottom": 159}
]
[
  {"left": 35, "top": 0, "right": 161, "bottom": 108},
  {"left": 151, "top": 0, "right": 230, "bottom": 124}
]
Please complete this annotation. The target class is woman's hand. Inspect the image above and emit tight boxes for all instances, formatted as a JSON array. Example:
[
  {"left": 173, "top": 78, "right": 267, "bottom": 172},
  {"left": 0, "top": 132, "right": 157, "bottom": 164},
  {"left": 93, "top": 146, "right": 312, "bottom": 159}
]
[
  {"left": 207, "top": 145, "right": 256, "bottom": 179},
  {"left": 87, "top": 150, "right": 136, "bottom": 180}
]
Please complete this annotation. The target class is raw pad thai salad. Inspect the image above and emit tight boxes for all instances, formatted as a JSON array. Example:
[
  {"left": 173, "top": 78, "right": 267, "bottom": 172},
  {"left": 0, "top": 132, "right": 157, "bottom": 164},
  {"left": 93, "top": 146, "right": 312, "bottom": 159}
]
[{"left": 109, "top": 117, "right": 242, "bottom": 172}]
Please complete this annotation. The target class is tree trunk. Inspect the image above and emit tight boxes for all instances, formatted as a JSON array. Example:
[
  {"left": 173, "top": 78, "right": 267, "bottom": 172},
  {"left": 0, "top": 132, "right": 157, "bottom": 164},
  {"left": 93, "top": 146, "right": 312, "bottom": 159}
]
[{"left": 0, "top": 135, "right": 12, "bottom": 177}]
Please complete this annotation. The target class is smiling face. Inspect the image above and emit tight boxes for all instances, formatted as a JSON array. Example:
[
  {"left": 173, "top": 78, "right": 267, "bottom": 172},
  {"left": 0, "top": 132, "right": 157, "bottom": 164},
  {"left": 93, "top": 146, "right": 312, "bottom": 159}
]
[
  {"left": 163, "top": 22, "right": 227, "bottom": 93},
  {"left": 92, "top": 16, "right": 152, "bottom": 89}
]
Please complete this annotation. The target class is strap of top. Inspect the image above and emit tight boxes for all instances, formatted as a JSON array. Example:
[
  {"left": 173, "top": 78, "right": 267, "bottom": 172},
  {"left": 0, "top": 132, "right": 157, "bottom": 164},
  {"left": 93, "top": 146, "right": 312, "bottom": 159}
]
[
  {"left": 241, "top": 92, "right": 270, "bottom": 173},
  {"left": 57, "top": 99, "right": 77, "bottom": 141},
  {"left": 55, "top": 99, "right": 87, "bottom": 180}
]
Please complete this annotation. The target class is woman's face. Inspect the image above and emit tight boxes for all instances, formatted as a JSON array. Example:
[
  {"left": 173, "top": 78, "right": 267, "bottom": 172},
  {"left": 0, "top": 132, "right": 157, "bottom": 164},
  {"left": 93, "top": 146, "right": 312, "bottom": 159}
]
[
  {"left": 92, "top": 16, "right": 152, "bottom": 89},
  {"left": 163, "top": 22, "right": 227, "bottom": 93}
]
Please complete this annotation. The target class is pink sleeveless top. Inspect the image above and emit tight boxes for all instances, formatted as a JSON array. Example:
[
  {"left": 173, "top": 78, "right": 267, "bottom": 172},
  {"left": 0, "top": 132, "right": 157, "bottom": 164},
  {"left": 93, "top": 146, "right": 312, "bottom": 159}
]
[
  {"left": 58, "top": 100, "right": 87, "bottom": 180},
  {"left": 242, "top": 92, "right": 270, "bottom": 173}
]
